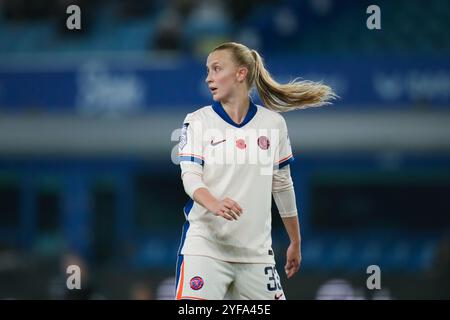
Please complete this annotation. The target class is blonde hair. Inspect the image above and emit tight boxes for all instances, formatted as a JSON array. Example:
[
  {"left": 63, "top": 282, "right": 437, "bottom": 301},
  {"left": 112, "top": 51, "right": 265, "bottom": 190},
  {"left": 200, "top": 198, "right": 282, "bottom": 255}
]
[{"left": 211, "top": 42, "right": 337, "bottom": 112}]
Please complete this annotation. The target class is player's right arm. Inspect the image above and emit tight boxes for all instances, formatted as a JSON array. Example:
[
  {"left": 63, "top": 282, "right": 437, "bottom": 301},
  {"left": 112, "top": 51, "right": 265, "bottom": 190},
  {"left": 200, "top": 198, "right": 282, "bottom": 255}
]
[
  {"left": 178, "top": 112, "right": 243, "bottom": 221},
  {"left": 192, "top": 188, "right": 243, "bottom": 221}
]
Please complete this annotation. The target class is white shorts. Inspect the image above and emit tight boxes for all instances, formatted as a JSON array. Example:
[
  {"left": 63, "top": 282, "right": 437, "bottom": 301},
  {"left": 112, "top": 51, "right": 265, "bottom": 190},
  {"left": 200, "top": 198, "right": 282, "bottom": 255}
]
[{"left": 175, "top": 254, "right": 286, "bottom": 300}]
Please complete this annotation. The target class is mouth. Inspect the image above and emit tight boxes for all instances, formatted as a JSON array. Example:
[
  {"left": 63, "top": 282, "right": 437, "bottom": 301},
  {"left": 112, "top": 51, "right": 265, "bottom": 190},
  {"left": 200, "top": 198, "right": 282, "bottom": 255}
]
[{"left": 209, "top": 87, "right": 218, "bottom": 94}]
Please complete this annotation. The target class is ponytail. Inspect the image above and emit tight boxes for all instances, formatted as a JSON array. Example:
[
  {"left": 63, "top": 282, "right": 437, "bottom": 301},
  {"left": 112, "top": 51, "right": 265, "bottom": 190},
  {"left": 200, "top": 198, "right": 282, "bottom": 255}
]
[
  {"left": 212, "top": 42, "right": 337, "bottom": 112},
  {"left": 250, "top": 49, "right": 336, "bottom": 112}
]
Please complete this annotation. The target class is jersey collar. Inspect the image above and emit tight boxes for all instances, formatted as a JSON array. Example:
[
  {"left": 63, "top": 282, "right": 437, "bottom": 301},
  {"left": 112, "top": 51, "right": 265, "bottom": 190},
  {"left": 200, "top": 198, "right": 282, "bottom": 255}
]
[{"left": 212, "top": 98, "right": 258, "bottom": 128}]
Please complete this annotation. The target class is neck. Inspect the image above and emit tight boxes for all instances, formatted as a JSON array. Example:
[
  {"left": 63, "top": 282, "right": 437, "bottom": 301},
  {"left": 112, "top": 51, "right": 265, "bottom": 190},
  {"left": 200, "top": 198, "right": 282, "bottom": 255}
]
[{"left": 221, "top": 93, "right": 250, "bottom": 125}]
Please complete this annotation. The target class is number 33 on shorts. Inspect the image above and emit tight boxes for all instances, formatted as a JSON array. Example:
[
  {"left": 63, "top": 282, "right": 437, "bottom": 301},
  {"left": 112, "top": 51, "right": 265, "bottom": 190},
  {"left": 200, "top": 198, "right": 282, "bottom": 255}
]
[{"left": 264, "top": 266, "right": 285, "bottom": 300}]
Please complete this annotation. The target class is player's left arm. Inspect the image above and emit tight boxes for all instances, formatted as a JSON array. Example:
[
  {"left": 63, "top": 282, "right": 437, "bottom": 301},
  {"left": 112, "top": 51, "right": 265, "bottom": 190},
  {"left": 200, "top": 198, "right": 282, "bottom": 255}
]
[
  {"left": 281, "top": 216, "right": 301, "bottom": 279},
  {"left": 272, "top": 165, "right": 302, "bottom": 279}
]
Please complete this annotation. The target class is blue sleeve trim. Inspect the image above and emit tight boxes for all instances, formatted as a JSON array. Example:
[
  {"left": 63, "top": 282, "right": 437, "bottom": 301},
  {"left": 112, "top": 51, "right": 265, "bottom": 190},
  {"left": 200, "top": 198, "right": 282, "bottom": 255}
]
[
  {"left": 276, "top": 156, "right": 295, "bottom": 169},
  {"left": 179, "top": 156, "right": 204, "bottom": 166}
]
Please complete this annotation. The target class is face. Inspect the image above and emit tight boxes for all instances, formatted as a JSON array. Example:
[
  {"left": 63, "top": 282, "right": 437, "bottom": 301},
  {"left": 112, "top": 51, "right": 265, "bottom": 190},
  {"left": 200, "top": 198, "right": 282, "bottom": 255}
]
[{"left": 205, "top": 49, "right": 247, "bottom": 101}]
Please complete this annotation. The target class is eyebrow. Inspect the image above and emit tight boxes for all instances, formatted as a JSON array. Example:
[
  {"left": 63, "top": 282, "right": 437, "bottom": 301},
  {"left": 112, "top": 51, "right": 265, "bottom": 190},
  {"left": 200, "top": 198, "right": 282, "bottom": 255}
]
[{"left": 206, "top": 61, "right": 220, "bottom": 68}]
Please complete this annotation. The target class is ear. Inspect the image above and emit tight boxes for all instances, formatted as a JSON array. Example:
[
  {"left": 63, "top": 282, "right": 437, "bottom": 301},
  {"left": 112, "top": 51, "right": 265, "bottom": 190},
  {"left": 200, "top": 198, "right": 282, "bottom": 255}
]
[{"left": 236, "top": 66, "right": 248, "bottom": 83}]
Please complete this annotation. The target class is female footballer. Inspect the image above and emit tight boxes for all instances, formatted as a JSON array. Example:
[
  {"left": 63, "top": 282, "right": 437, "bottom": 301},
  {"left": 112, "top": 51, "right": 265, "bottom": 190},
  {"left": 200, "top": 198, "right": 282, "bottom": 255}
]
[{"left": 176, "top": 42, "right": 335, "bottom": 300}]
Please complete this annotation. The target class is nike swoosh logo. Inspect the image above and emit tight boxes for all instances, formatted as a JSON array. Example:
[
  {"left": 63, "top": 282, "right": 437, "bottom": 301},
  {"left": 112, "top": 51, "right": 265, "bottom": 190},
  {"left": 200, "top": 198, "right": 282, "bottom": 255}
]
[
  {"left": 211, "top": 139, "right": 226, "bottom": 146},
  {"left": 275, "top": 293, "right": 284, "bottom": 300}
]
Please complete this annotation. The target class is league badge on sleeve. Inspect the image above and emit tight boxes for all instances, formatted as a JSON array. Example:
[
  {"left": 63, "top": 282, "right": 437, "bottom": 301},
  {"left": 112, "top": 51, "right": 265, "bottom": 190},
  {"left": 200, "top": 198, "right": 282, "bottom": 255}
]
[{"left": 179, "top": 123, "right": 189, "bottom": 150}]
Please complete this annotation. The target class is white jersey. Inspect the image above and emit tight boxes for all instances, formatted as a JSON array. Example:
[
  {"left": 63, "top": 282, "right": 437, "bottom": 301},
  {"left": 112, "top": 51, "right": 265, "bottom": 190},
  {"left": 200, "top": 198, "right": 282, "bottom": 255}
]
[{"left": 177, "top": 99, "right": 294, "bottom": 264}]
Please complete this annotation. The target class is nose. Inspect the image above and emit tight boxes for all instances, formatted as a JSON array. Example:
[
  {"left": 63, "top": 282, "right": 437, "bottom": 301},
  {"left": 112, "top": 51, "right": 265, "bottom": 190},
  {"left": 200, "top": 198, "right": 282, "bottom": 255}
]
[{"left": 205, "top": 73, "right": 212, "bottom": 84}]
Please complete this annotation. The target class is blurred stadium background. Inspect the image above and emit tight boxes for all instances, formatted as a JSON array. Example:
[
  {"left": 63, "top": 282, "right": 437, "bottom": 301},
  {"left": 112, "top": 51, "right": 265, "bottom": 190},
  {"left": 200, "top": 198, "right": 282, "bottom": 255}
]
[{"left": 0, "top": 0, "right": 449, "bottom": 299}]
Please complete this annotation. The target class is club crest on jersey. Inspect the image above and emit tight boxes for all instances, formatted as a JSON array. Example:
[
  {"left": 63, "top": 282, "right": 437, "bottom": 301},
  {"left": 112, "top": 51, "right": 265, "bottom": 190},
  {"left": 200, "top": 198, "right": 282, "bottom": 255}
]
[
  {"left": 190, "top": 276, "right": 204, "bottom": 290},
  {"left": 179, "top": 123, "right": 189, "bottom": 150},
  {"left": 257, "top": 136, "right": 270, "bottom": 150},
  {"left": 236, "top": 139, "right": 247, "bottom": 149}
]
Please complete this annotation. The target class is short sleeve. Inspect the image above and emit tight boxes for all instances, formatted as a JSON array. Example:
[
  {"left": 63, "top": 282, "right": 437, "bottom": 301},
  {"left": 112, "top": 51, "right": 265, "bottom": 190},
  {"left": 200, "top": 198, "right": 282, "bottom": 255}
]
[
  {"left": 178, "top": 113, "right": 204, "bottom": 166},
  {"left": 274, "top": 115, "right": 294, "bottom": 169}
]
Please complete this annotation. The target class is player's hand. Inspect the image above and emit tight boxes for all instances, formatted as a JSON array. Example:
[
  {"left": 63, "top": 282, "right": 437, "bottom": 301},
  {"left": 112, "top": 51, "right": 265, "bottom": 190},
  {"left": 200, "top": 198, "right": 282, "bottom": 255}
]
[
  {"left": 285, "top": 242, "right": 301, "bottom": 279},
  {"left": 210, "top": 197, "right": 243, "bottom": 221}
]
